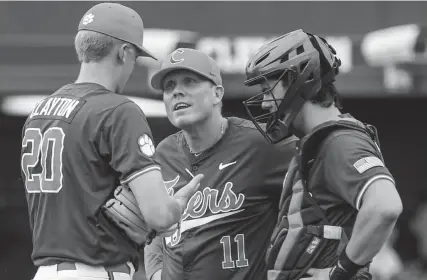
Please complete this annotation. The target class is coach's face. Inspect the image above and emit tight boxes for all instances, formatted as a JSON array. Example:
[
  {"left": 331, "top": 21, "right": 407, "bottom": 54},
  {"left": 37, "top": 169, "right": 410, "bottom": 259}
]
[{"left": 162, "top": 70, "right": 221, "bottom": 129}]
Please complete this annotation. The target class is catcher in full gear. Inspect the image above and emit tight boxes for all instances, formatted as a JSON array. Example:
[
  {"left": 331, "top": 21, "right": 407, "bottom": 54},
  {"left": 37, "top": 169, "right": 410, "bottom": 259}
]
[{"left": 243, "top": 29, "right": 402, "bottom": 280}]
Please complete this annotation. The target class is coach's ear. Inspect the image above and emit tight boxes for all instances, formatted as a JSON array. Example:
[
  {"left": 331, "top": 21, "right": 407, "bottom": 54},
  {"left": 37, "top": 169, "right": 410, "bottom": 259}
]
[{"left": 213, "top": 85, "right": 224, "bottom": 106}]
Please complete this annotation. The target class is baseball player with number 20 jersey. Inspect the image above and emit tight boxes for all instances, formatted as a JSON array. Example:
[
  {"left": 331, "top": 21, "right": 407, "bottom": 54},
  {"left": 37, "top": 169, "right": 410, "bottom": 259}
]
[{"left": 20, "top": 4, "right": 202, "bottom": 280}]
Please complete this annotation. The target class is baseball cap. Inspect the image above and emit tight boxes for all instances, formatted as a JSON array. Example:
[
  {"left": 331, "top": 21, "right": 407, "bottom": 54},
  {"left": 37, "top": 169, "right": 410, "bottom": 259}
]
[
  {"left": 78, "top": 2, "right": 156, "bottom": 59},
  {"left": 151, "top": 48, "right": 222, "bottom": 90}
]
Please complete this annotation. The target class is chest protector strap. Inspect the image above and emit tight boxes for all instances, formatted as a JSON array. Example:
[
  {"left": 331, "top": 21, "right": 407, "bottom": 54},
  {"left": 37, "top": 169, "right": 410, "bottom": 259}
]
[{"left": 267, "top": 118, "right": 381, "bottom": 280}]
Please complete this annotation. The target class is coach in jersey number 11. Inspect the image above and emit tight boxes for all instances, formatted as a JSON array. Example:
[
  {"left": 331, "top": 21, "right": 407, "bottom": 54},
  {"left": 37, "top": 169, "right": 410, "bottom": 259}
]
[{"left": 144, "top": 48, "right": 297, "bottom": 280}]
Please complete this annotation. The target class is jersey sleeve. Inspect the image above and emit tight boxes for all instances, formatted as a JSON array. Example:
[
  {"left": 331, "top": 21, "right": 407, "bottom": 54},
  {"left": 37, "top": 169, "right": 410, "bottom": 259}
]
[
  {"left": 323, "top": 133, "right": 395, "bottom": 210},
  {"left": 104, "top": 101, "right": 161, "bottom": 185},
  {"left": 144, "top": 236, "right": 164, "bottom": 280}
]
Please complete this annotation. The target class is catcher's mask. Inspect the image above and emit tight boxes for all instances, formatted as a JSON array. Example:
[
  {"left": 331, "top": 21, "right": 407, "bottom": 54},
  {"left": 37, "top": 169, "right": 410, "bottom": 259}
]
[{"left": 243, "top": 29, "right": 341, "bottom": 144}]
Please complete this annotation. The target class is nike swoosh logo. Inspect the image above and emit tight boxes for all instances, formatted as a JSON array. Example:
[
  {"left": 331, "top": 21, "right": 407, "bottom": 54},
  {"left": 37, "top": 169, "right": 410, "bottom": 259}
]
[
  {"left": 165, "top": 209, "right": 245, "bottom": 245},
  {"left": 219, "top": 161, "right": 237, "bottom": 170}
]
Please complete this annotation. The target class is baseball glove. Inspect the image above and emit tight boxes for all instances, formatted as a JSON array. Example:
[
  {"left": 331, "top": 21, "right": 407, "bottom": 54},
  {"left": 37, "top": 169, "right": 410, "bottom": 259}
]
[{"left": 102, "top": 185, "right": 152, "bottom": 246}]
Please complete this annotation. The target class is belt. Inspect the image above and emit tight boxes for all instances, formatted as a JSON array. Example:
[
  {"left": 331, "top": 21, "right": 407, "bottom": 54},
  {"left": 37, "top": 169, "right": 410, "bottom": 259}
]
[
  {"left": 34, "top": 262, "right": 134, "bottom": 280},
  {"left": 57, "top": 262, "right": 131, "bottom": 274}
]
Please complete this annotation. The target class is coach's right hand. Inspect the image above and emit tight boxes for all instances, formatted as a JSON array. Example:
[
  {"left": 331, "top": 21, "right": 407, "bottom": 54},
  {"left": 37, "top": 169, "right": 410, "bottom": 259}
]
[
  {"left": 156, "top": 223, "right": 178, "bottom": 237},
  {"left": 173, "top": 174, "right": 204, "bottom": 213}
]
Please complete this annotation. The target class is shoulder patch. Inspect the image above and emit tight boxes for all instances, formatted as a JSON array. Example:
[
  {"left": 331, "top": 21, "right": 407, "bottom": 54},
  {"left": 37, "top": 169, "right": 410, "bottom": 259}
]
[
  {"left": 353, "top": 156, "right": 384, "bottom": 174},
  {"left": 138, "top": 134, "right": 155, "bottom": 157}
]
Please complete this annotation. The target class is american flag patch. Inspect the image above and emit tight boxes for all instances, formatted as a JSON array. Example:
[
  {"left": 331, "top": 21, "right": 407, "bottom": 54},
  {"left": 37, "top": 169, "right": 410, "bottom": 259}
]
[{"left": 353, "top": 156, "right": 384, "bottom": 174}]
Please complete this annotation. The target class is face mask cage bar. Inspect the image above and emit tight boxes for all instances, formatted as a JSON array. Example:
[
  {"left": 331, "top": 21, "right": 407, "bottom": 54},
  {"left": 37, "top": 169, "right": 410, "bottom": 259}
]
[{"left": 243, "top": 68, "right": 297, "bottom": 143}]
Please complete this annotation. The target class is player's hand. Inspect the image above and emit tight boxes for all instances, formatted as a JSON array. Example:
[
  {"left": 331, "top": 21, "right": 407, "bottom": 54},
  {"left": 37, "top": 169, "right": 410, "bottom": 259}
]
[
  {"left": 156, "top": 223, "right": 178, "bottom": 237},
  {"left": 301, "top": 267, "right": 372, "bottom": 280},
  {"left": 173, "top": 174, "right": 204, "bottom": 212},
  {"left": 301, "top": 268, "right": 331, "bottom": 280}
]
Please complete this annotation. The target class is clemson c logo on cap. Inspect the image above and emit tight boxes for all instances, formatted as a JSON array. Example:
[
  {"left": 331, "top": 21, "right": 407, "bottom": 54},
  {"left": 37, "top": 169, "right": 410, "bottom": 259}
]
[{"left": 169, "top": 49, "right": 185, "bottom": 64}]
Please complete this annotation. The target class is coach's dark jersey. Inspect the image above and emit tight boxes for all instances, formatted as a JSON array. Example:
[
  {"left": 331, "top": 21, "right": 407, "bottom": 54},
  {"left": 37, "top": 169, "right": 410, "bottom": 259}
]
[
  {"left": 306, "top": 117, "right": 395, "bottom": 267},
  {"left": 145, "top": 117, "right": 296, "bottom": 280},
  {"left": 20, "top": 83, "right": 160, "bottom": 266}
]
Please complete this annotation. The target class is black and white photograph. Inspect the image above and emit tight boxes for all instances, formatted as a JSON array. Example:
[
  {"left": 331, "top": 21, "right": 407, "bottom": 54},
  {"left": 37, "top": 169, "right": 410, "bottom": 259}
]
[{"left": 0, "top": 1, "right": 426, "bottom": 280}]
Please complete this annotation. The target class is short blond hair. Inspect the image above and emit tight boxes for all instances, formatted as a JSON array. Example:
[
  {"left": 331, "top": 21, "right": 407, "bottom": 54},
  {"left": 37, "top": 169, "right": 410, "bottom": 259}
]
[{"left": 74, "top": 30, "right": 124, "bottom": 63}]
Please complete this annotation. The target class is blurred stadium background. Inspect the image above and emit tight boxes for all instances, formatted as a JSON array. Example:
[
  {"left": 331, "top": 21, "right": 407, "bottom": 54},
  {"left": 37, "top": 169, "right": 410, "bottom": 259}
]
[{"left": 0, "top": 1, "right": 426, "bottom": 280}]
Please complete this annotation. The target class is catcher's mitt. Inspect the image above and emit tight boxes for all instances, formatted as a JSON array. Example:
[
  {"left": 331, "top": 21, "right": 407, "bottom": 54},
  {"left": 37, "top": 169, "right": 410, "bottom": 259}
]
[{"left": 102, "top": 185, "right": 153, "bottom": 246}]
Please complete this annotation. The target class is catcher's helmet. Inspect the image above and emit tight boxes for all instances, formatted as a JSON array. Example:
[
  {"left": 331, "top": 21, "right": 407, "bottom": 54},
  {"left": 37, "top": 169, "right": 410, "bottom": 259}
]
[{"left": 243, "top": 29, "right": 341, "bottom": 143}]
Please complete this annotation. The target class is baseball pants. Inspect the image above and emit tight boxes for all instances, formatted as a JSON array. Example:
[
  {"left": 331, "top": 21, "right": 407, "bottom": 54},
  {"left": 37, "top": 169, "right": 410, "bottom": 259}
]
[{"left": 32, "top": 262, "right": 135, "bottom": 280}]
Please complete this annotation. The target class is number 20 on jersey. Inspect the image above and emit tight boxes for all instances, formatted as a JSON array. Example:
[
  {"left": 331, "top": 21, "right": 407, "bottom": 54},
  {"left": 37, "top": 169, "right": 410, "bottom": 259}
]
[{"left": 21, "top": 127, "right": 65, "bottom": 193}]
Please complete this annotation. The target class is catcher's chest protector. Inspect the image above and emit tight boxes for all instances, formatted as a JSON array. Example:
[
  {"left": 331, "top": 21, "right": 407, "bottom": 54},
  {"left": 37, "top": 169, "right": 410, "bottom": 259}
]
[{"left": 266, "top": 118, "right": 382, "bottom": 280}]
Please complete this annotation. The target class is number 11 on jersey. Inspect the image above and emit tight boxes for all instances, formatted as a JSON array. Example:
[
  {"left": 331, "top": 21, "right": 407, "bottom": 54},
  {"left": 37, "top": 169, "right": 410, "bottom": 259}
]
[{"left": 220, "top": 234, "right": 249, "bottom": 269}]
